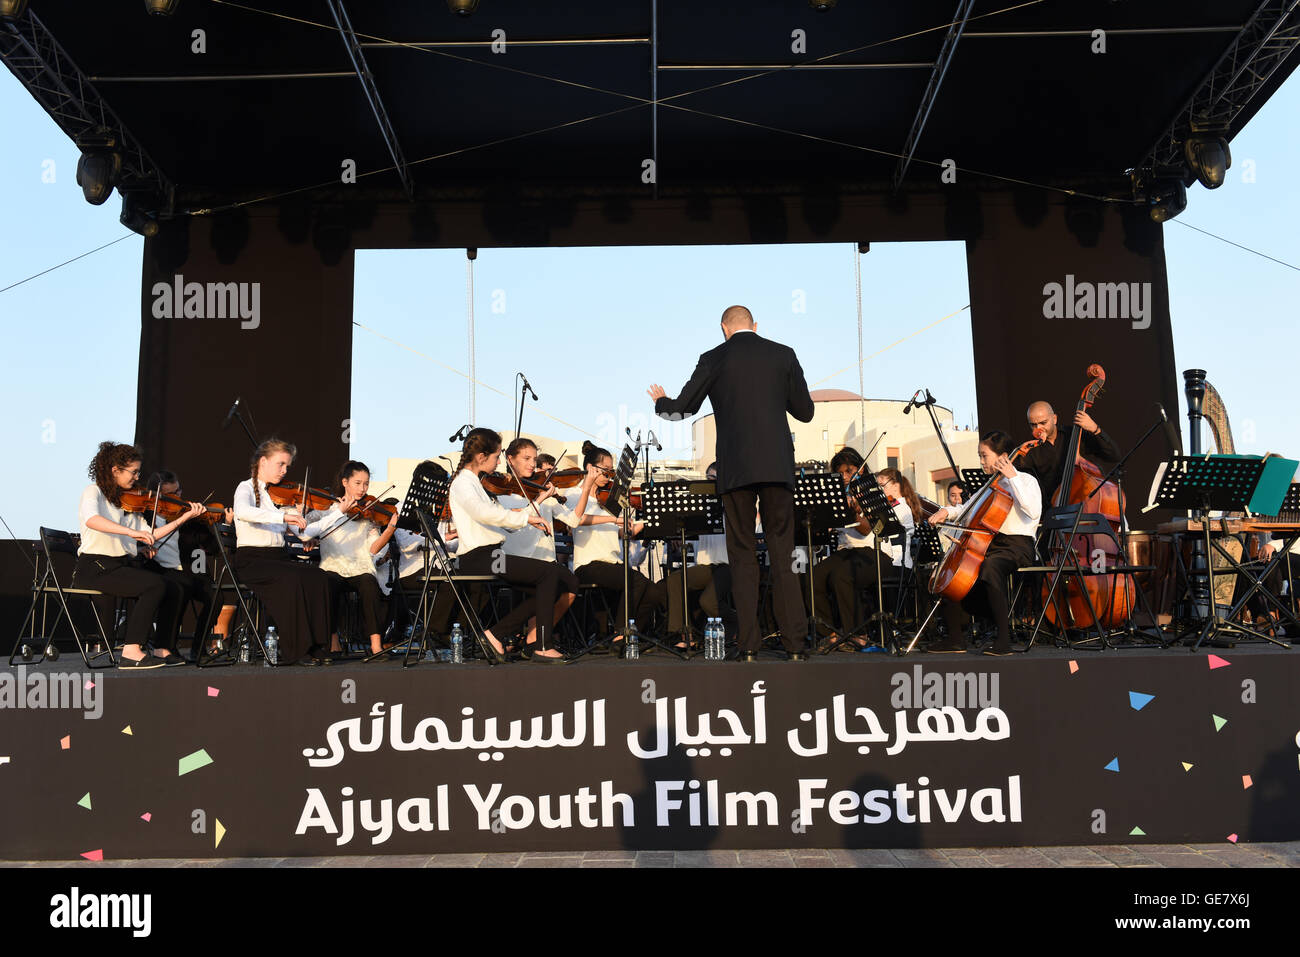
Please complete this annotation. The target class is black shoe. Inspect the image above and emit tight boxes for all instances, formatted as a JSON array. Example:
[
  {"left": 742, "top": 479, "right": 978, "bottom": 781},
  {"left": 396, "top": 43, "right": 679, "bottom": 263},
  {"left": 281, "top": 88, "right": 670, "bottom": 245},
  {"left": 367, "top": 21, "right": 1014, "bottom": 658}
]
[
  {"left": 529, "top": 650, "right": 568, "bottom": 665},
  {"left": 926, "top": 639, "right": 967, "bottom": 654},
  {"left": 983, "top": 643, "right": 1014, "bottom": 657},
  {"left": 157, "top": 653, "right": 187, "bottom": 667},
  {"left": 118, "top": 654, "right": 167, "bottom": 670}
]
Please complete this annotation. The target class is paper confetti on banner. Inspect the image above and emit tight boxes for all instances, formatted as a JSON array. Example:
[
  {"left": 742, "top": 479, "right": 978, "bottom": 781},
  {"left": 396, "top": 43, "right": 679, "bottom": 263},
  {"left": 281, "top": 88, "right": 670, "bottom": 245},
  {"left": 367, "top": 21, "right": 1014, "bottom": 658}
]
[
  {"left": 1207, "top": 654, "right": 1231, "bottom": 670},
  {"left": 1129, "top": 692, "right": 1154, "bottom": 711},
  {"left": 1130, "top": 826, "right": 1145, "bottom": 836},
  {"left": 59, "top": 736, "right": 70, "bottom": 750},
  {"left": 178, "top": 749, "right": 213, "bottom": 776},
  {"left": 1242, "top": 775, "right": 1253, "bottom": 789},
  {"left": 77, "top": 793, "right": 92, "bottom": 810},
  {"left": 140, "top": 812, "right": 151, "bottom": 822},
  {"left": 121, "top": 726, "right": 132, "bottom": 736},
  {"left": 1227, "top": 834, "right": 1239, "bottom": 843},
  {"left": 214, "top": 819, "right": 226, "bottom": 849},
  {"left": 1104, "top": 758, "right": 1120, "bottom": 772},
  {"left": 80, "top": 849, "right": 103, "bottom": 861},
  {"left": 83, "top": 680, "right": 94, "bottom": 692},
  {"left": 207, "top": 687, "right": 220, "bottom": 697},
  {"left": 1212, "top": 714, "right": 1227, "bottom": 732},
  {"left": 1182, "top": 762, "right": 1193, "bottom": 772},
  {"left": 1068, "top": 660, "right": 1078, "bottom": 674}
]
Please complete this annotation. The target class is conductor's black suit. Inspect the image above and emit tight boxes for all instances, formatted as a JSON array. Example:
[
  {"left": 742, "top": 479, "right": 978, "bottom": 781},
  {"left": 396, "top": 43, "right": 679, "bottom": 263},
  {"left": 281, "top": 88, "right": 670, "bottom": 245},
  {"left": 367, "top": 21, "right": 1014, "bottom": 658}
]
[{"left": 655, "top": 330, "right": 816, "bottom": 653}]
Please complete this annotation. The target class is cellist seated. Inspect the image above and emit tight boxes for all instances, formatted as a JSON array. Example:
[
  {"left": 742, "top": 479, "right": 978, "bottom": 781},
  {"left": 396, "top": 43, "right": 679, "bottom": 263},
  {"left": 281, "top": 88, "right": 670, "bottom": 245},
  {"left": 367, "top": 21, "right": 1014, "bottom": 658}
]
[{"left": 925, "top": 430, "right": 1042, "bottom": 657}]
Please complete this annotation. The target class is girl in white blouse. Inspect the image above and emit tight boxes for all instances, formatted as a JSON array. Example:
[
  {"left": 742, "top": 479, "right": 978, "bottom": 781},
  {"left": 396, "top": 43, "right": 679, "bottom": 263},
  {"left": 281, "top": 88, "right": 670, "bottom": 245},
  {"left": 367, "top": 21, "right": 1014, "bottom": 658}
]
[
  {"left": 231, "top": 438, "right": 334, "bottom": 665},
  {"left": 72, "top": 442, "right": 205, "bottom": 668},
  {"left": 300, "top": 461, "right": 400, "bottom": 658},
  {"left": 448, "top": 429, "right": 566, "bottom": 663}
]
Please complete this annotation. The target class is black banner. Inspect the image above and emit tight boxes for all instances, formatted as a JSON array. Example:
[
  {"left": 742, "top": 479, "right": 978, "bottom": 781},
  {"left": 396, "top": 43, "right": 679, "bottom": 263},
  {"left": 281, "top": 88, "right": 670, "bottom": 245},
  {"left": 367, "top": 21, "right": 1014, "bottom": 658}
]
[{"left": 0, "top": 653, "right": 1295, "bottom": 860}]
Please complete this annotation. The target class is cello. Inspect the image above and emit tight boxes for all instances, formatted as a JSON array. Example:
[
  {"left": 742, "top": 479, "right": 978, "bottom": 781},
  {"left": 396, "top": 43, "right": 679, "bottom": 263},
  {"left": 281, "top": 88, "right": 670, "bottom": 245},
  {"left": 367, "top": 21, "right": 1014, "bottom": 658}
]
[
  {"left": 1040, "top": 365, "right": 1137, "bottom": 629},
  {"left": 930, "top": 439, "right": 1042, "bottom": 601}
]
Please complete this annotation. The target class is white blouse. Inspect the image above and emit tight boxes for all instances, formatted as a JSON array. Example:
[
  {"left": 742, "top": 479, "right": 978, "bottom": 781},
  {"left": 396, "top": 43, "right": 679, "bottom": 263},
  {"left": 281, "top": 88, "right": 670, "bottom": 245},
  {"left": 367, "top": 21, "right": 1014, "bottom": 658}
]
[
  {"left": 232, "top": 479, "right": 294, "bottom": 548},
  {"left": 499, "top": 493, "right": 580, "bottom": 562},
  {"left": 301, "top": 505, "right": 382, "bottom": 579},
  {"left": 448, "top": 470, "right": 529, "bottom": 554},
  {"left": 945, "top": 470, "right": 1042, "bottom": 539},
  {"left": 77, "top": 484, "right": 146, "bottom": 558},
  {"left": 850, "top": 500, "right": 917, "bottom": 569},
  {"left": 694, "top": 531, "right": 728, "bottom": 566},
  {"left": 572, "top": 494, "right": 625, "bottom": 569}
]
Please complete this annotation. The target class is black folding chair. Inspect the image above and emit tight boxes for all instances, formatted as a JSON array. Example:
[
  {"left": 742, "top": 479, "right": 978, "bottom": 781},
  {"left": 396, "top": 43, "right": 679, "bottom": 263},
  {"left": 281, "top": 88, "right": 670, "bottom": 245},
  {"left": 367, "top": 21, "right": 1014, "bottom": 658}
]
[{"left": 9, "top": 528, "right": 118, "bottom": 669}]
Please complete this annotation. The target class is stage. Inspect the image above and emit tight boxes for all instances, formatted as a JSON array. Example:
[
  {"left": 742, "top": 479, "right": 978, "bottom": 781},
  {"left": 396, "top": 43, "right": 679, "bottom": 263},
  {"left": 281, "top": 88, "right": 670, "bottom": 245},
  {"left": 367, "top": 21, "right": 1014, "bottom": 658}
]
[{"left": 1, "top": 645, "right": 1295, "bottom": 861}]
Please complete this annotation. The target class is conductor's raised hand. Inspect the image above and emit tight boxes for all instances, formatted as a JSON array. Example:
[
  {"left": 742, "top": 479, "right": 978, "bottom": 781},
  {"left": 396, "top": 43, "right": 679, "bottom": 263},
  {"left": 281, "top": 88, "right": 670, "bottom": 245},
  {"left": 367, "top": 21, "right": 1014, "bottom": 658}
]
[{"left": 647, "top": 384, "right": 667, "bottom": 403}]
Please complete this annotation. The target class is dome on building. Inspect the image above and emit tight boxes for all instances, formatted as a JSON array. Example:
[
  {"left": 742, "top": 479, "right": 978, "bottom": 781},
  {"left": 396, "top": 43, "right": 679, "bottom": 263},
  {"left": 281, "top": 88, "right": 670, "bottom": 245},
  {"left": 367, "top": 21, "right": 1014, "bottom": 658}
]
[{"left": 810, "top": 389, "right": 864, "bottom": 402}]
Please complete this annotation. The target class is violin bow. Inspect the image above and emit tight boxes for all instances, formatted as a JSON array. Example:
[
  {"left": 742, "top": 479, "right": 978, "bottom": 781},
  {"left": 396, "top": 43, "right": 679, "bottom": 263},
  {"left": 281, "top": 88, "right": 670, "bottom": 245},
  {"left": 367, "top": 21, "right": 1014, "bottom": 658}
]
[
  {"left": 148, "top": 491, "right": 215, "bottom": 556},
  {"left": 316, "top": 484, "right": 397, "bottom": 542},
  {"left": 504, "top": 458, "right": 552, "bottom": 538}
]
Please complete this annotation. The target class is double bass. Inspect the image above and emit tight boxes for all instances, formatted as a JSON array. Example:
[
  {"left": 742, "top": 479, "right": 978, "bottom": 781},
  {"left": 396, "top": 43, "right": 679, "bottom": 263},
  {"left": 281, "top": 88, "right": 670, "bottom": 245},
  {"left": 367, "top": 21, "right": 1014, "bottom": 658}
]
[
  {"left": 930, "top": 439, "right": 1042, "bottom": 601},
  {"left": 1040, "top": 365, "right": 1137, "bottom": 629}
]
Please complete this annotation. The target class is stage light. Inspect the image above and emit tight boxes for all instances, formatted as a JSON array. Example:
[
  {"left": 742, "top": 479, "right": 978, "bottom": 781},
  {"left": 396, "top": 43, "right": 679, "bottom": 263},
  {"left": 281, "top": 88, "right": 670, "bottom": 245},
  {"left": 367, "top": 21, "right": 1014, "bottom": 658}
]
[
  {"left": 1147, "top": 179, "right": 1187, "bottom": 223},
  {"left": 143, "top": 0, "right": 180, "bottom": 14},
  {"left": 447, "top": 0, "right": 480, "bottom": 15},
  {"left": 809, "top": 0, "right": 837, "bottom": 9},
  {"left": 75, "top": 130, "right": 121, "bottom": 206},
  {"left": 1184, "top": 133, "right": 1231, "bottom": 189},
  {"left": 0, "top": 0, "right": 29, "bottom": 22},
  {"left": 120, "top": 195, "right": 159, "bottom": 238}
]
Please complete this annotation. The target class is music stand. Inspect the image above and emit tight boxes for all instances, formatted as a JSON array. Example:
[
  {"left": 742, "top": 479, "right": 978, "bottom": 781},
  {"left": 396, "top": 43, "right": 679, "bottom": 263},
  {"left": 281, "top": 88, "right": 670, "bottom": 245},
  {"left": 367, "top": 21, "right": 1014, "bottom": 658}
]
[
  {"left": 1148, "top": 454, "right": 1284, "bottom": 649},
  {"left": 600, "top": 436, "right": 645, "bottom": 656},
  {"left": 639, "top": 481, "right": 725, "bottom": 657},
  {"left": 893, "top": 521, "right": 944, "bottom": 626},
  {"left": 837, "top": 471, "right": 907, "bottom": 653},
  {"left": 960, "top": 469, "right": 987, "bottom": 500},
  {"left": 397, "top": 464, "right": 502, "bottom": 666},
  {"left": 793, "top": 472, "right": 853, "bottom": 652}
]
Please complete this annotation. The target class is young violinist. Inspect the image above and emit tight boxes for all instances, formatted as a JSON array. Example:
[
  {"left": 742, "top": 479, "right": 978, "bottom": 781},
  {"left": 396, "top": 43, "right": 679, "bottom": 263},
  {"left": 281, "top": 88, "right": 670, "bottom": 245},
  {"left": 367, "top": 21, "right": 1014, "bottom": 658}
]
[
  {"left": 570, "top": 440, "right": 668, "bottom": 651},
  {"left": 926, "top": 430, "right": 1042, "bottom": 656},
  {"left": 807, "top": 449, "right": 918, "bottom": 651},
  {"left": 143, "top": 470, "right": 223, "bottom": 661},
  {"left": 231, "top": 438, "right": 334, "bottom": 666},
  {"left": 448, "top": 428, "right": 568, "bottom": 663},
  {"left": 497, "top": 438, "right": 620, "bottom": 655},
  {"left": 72, "top": 442, "right": 205, "bottom": 668},
  {"left": 299, "top": 461, "right": 400, "bottom": 658},
  {"left": 947, "top": 481, "right": 965, "bottom": 507}
]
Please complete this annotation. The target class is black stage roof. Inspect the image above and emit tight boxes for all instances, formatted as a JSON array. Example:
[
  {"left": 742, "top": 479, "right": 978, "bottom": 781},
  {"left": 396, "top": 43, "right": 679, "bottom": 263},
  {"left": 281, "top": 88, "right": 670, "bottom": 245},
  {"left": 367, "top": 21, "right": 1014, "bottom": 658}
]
[{"left": 5, "top": 1, "right": 1300, "bottom": 209}]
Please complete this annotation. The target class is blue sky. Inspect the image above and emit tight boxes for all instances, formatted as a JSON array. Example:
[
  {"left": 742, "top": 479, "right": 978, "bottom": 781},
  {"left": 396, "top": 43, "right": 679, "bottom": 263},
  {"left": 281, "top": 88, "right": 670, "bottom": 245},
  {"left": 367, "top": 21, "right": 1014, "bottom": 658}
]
[{"left": 1, "top": 60, "right": 1297, "bottom": 539}]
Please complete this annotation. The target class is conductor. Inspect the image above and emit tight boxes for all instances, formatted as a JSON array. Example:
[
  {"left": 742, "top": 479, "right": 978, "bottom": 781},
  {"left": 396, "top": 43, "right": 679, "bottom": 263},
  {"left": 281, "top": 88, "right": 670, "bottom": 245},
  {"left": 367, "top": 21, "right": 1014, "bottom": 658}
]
[{"left": 649, "top": 305, "right": 816, "bottom": 661}]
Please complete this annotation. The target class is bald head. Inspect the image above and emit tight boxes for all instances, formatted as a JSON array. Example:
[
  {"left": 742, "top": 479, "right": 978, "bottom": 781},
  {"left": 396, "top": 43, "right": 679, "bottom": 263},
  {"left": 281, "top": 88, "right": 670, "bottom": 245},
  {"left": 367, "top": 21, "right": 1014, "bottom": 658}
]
[
  {"left": 1026, "top": 400, "right": 1058, "bottom": 441},
  {"left": 1026, "top": 401, "right": 1054, "bottom": 420},
  {"left": 721, "top": 305, "right": 755, "bottom": 332}
]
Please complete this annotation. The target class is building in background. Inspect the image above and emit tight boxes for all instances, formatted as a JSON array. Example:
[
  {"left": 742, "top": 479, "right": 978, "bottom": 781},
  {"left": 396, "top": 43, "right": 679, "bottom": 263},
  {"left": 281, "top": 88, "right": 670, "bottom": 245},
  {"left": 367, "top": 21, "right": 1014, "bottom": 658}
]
[{"left": 691, "top": 389, "right": 979, "bottom": 504}]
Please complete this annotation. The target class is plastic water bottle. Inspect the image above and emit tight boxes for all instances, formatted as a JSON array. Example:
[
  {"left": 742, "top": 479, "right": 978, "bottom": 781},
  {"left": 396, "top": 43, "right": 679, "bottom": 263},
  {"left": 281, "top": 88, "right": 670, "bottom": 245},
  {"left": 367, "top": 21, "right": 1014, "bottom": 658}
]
[
  {"left": 450, "top": 623, "right": 464, "bottom": 664},
  {"left": 703, "top": 618, "right": 714, "bottom": 659},
  {"left": 238, "top": 634, "right": 250, "bottom": 664},
  {"left": 625, "top": 619, "right": 640, "bottom": 660},
  {"left": 263, "top": 626, "right": 279, "bottom": 667},
  {"left": 708, "top": 618, "right": 721, "bottom": 660}
]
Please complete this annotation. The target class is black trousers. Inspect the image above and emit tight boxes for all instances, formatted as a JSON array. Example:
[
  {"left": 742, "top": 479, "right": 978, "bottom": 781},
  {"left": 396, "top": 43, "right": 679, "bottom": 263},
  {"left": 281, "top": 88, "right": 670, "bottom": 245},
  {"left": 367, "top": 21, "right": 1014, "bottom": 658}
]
[
  {"left": 72, "top": 554, "right": 183, "bottom": 650},
  {"left": 664, "top": 564, "right": 720, "bottom": 634},
  {"left": 153, "top": 564, "right": 218, "bottom": 651},
  {"left": 324, "top": 570, "right": 388, "bottom": 640},
  {"left": 941, "top": 534, "right": 1036, "bottom": 647},
  {"left": 233, "top": 546, "right": 332, "bottom": 663},
  {"left": 576, "top": 561, "right": 667, "bottom": 633},
  {"left": 806, "top": 546, "right": 897, "bottom": 633},
  {"left": 723, "top": 484, "right": 808, "bottom": 653},
  {"left": 458, "top": 545, "right": 578, "bottom": 650}
]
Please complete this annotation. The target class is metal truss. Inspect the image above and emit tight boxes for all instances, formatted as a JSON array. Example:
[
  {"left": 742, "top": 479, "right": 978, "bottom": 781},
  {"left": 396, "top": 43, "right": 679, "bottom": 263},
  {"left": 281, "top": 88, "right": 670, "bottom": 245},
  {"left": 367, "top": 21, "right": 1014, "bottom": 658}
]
[
  {"left": 1139, "top": 0, "right": 1300, "bottom": 174},
  {"left": 0, "top": 9, "right": 172, "bottom": 204},
  {"left": 325, "top": 0, "right": 414, "bottom": 201},
  {"left": 892, "top": 0, "right": 976, "bottom": 190}
]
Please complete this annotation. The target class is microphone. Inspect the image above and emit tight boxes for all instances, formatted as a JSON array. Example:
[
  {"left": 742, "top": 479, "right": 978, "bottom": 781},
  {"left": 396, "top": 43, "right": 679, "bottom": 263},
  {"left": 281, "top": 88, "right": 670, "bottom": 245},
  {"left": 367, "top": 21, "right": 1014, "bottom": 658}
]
[
  {"left": 902, "top": 390, "right": 923, "bottom": 415},
  {"left": 649, "top": 430, "right": 662, "bottom": 452},
  {"left": 1157, "top": 404, "right": 1182, "bottom": 456},
  {"left": 222, "top": 397, "right": 241, "bottom": 429},
  {"left": 448, "top": 424, "right": 472, "bottom": 444},
  {"left": 520, "top": 373, "right": 539, "bottom": 401}
]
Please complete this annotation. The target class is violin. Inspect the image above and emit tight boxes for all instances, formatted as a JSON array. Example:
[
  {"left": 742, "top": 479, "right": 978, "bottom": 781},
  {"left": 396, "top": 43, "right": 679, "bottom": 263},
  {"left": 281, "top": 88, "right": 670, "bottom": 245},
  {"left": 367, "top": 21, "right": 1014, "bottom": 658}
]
[
  {"left": 345, "top": 494, "right": 399, "bottom": 529},
  {"left": 264, "top": 480, "right": 338, "bottom": 513},
  {"left": 1040, "top": 364, "right": 1136, "bottom": 630},
  {"left": 119, "top": 489, "right": 224, "bottom": 525},
  {"left": 929, "top": 439, "right": 1042, "bottom": 601},
  {"left": 479, "top": 471, "right": 554, "bottom": 502}
]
